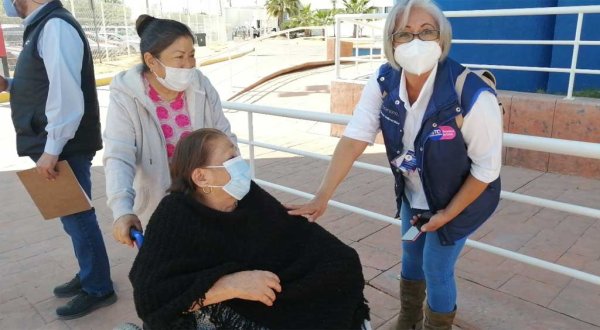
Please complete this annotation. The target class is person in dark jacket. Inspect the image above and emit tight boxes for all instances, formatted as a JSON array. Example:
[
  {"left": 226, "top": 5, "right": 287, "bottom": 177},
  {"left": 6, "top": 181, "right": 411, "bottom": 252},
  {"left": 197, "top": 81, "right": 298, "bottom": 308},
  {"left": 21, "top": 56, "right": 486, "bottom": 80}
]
[
  {"left": 0, "top": 0, "right": 114, "bottom": 319},
  {"left": 286, "top": 0, "right": 502, "bottom": 329},
  {"left": 129, "top": 128, "right": 370, "bottom": 330}
]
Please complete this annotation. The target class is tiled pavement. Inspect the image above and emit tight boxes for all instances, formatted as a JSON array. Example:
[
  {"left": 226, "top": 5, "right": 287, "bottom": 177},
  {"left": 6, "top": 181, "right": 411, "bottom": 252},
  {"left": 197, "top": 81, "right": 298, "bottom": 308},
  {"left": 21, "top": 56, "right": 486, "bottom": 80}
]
[{"left": 1, "top": 41, "right": 600, "bottom": 330}]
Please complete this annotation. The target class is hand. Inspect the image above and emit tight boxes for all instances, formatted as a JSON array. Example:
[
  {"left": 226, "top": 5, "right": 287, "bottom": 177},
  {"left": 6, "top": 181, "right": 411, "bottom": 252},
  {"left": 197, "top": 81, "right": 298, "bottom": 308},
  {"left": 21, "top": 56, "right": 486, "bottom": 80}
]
[
  {"left": 36, "top": 153, "right": 59, "bottom": 180},
  {"left": 220, "top": 270, "right": 282, "bottom": 306},
  {"left": 113, "top": 214, "right": 142, "bottom": 247},
  {"left": 285, "top": 196, "right": 328, "bottom": 222},
  {"left": 413, "top": 209, "right": 453, "bottom": 232},
  {"left": 0, "top": 75, "right": 7, "bottom": 93}
]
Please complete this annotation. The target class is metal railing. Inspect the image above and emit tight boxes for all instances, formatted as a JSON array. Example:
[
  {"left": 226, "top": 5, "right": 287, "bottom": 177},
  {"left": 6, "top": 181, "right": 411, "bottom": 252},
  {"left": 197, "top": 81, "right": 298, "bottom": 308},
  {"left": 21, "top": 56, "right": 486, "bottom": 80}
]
[
  {"left": 334, "top": 5, "right": 600, "bottom": 98},
  {"left": 222, "top": 100, "right": 600, "bottom": 286}
]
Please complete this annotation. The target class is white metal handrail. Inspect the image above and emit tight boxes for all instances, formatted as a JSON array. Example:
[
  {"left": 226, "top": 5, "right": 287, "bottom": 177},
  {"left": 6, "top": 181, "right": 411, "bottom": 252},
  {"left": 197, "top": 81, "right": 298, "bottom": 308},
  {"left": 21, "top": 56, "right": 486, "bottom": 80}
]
[
  {"left": 221, "top": 100, "right": 600, "bottom": 286},
  {"left": 256, "top": 179, "right": 600, "bottom": 286},
  {"left": 334, "top": 6, "right": 600, "bottom": 98},
  {"left": 224, "top": 101, "right": 600, "bottom": 160}
]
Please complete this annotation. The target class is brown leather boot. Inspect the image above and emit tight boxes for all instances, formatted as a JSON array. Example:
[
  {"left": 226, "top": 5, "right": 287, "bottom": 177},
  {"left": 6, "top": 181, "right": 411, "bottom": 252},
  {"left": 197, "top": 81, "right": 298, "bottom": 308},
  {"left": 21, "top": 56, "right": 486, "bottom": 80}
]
[
  {"left": 423, "top": 304, "right": 456, "bottom": 330},
  {"left": 394, "top": 278, "right": 426, "bottom": 330}
]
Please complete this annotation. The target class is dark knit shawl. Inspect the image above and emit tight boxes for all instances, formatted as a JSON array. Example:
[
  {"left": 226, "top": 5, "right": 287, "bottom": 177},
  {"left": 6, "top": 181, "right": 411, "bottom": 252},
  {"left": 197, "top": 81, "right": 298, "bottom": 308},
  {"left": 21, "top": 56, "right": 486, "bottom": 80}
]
[{"left": 129, "top": 182, "right": 369, "bottom": 330}]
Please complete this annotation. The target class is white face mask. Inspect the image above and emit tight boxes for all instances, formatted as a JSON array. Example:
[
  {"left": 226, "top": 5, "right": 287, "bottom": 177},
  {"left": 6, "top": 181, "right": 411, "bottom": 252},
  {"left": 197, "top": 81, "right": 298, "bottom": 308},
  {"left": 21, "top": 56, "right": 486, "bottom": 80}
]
[
  {"left": 394, "top": 39, "right": 442, "bottom": 76},
  {"left": 153, "top": 58, "right": 195, "bottom": 92},
  {"left": 203, "top": 156, "right": 252, "bottom": 201}
]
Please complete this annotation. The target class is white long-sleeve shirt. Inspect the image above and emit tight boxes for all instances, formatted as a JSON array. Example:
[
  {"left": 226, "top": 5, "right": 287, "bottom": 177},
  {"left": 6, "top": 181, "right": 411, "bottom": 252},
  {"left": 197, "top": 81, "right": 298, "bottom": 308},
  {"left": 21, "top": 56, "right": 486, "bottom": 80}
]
[{"left": 344, "top": 65, "right": 503, "bottom": 209}]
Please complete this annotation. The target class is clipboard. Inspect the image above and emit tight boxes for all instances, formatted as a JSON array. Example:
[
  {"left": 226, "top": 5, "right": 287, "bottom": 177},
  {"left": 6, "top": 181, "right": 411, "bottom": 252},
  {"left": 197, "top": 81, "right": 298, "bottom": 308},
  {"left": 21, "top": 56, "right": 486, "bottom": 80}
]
[{"left": 16, "top": 160, "right": 93, "bottom": 220}]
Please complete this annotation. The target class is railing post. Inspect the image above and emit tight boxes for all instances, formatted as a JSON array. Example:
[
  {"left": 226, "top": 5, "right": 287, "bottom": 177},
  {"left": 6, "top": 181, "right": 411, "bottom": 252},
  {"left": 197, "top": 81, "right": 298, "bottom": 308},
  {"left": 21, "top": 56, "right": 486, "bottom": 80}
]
[
  {"left": 100, "top": 1, "right": 109, "bottom": 62},
  {"left": 123, "top": 6, "right": 131, "bottom": 56},
  {"left": 566, "top": 12, "right": 584, "bottom": 99},
  {"left": 69, "top": 0, "right": 75, "bottom": 16},
  {"left": 228, "top": 52, "right": 233, "bottom": 96},
  {"left": 247, "top": 112, "right": 256, "bottom": 178},
  {"left": 335, "top": 16, "right": 341, "bottom": 80}
]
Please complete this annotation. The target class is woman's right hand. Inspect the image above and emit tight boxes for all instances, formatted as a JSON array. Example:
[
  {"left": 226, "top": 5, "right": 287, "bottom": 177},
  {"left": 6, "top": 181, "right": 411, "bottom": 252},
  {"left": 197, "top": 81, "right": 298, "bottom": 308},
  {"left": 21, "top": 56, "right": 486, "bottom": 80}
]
[
  {"left": 113, "top": 214, "right": 143, "bottom": 247},
  {"left": 220, "top": 270, "right": 282, "bottom": 306},
  {"left": 285, "top": 196, "right": 329, "bottom": 222}
]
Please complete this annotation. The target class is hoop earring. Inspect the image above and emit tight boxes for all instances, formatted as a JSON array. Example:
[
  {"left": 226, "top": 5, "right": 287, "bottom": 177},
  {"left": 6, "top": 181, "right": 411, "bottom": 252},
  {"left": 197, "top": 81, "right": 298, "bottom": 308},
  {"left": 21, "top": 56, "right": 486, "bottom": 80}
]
[{"left": 201, "top": 186, "right": 212, "bottom": 194}]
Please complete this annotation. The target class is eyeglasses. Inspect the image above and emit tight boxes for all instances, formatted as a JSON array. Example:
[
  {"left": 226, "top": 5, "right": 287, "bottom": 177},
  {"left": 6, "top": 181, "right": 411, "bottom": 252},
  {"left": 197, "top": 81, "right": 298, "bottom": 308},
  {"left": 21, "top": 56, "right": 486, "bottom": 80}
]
[{"left": 390, "top": 29, "right": 440, "bottom": 43}]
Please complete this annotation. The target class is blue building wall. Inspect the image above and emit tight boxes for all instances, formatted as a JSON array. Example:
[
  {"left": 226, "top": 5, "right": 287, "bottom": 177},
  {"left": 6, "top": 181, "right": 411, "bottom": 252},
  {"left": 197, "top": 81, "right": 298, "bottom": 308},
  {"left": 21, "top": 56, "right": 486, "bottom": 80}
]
[
  {"left": 432, "top": 0, "right": 600, "bottom": 94},
  {"left": 547, "top": 0, "right": 600, "bottom": 94}
]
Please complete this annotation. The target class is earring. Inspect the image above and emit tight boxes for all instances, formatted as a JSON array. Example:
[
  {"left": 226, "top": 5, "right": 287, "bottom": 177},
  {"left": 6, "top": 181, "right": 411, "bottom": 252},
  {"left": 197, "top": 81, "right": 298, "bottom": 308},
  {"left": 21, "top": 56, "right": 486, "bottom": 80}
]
[{"left": 201, "top": 186, "right": 212, "bottom": 194}]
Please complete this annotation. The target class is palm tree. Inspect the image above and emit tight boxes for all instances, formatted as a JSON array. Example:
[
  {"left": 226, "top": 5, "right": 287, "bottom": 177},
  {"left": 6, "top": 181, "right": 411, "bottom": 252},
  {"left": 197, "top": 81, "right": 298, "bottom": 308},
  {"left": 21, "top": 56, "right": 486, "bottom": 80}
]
[
  {"left": 342, "top": 0, "right": 376, "bottom": 37},
  {"left": 295, "top": 4, "right": 315, "bottom": 36},
  {"left": 265, "top": 0, "right": 301, "bottom": 31},
  {"left": 314, "top": 9, "right": 335, "bottom": 26}
]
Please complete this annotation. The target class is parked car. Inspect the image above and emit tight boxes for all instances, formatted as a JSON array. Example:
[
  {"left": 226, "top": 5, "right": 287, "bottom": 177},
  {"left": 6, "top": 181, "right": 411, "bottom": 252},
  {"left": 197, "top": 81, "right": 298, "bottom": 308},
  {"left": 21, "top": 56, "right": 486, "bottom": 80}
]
[
  {"left": 96, "top": 32, "right": 140, "bottom": 52},
  {"left": 84, "top": 32, "right": 123, "bottom": 58}
]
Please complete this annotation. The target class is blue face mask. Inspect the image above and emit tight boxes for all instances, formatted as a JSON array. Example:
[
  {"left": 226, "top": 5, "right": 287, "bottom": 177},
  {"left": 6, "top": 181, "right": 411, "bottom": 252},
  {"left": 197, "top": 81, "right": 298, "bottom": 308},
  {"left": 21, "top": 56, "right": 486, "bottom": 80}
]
[
  {"left": 3, "top": 0, "right": 19, "bottom": 18},
  {"left": 204, "top": 156, "right": 251, "bottom": 200}
]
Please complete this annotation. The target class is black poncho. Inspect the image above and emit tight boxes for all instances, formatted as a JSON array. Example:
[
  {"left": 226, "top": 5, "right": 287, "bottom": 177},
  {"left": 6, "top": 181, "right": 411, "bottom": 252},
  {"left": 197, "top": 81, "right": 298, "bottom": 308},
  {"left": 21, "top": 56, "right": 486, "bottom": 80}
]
[{"left": 129, "top": 182, "right": 369, "bottom": 329}]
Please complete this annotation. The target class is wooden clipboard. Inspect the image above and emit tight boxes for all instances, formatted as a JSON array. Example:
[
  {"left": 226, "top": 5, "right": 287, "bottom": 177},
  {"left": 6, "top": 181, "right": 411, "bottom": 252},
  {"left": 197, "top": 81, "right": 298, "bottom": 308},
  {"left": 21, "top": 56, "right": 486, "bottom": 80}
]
[{"left": 16, "top": 160, "right": 93, "bottom": 220}]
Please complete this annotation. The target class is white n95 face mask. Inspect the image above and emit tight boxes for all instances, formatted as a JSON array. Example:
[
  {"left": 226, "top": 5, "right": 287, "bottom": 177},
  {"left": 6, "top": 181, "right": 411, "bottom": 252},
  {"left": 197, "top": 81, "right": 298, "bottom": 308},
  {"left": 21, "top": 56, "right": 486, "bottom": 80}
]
[
  {"left": 394, "top": 39, "right": 442, "bottom": 76},
  {"left": 153, "top": 58, "right": 195, "bottom": 92},
  {"left": 204, "top": 156, "right": 252, "bottom": 200}
]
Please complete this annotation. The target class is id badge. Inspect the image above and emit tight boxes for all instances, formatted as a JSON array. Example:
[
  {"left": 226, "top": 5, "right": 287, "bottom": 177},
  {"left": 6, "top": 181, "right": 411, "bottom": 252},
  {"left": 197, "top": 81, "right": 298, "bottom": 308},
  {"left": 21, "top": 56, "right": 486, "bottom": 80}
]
[{"left": 391, "top": 150, "right": 417, "bottom": 173}]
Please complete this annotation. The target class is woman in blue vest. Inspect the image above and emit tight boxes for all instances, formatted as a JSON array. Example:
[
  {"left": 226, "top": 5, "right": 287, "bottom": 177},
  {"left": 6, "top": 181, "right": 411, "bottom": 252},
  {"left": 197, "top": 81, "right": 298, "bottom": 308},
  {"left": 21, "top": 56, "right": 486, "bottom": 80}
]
[{"left": 287, "top": 0, "right": 502, "bottom": 329}]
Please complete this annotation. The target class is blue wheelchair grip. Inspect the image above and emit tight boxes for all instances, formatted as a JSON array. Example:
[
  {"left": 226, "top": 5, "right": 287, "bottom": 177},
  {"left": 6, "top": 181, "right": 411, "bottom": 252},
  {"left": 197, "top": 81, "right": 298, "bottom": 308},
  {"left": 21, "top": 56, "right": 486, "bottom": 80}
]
[{"left": 130, "top": 228, "right": 144, "bottom": 248}]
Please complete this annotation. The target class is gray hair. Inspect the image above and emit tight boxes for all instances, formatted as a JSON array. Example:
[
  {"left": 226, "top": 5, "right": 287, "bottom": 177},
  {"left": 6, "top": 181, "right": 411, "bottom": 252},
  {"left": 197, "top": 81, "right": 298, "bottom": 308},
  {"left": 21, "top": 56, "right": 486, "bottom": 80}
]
[{"left": 383, "top": 0, "right": 452, "bottom": 70}]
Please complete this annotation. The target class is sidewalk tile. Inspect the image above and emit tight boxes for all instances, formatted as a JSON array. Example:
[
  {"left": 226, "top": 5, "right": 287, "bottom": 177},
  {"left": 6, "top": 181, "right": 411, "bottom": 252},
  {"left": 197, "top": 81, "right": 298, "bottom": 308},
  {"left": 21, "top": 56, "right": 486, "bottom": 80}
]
[
  {"left": 364, "top": 285, "right": 400, "bottom": 321},
  {"left": 360, "top": 224, "right": 402, "bottom": 257},
  {"left": 549, "top": 279, "right": 600, "bottom": 326},
  {"left": 369, "top": 263, "right": 401, "bottom": 299},
  {"left": 351, "top": 241, "right": 400, "bottom": 272},
  {"left": 0, "top": 297, "right": 45, "bottom": 329},
  {"left": 498, "top": 274, "right": 562, "bottom": 306}
]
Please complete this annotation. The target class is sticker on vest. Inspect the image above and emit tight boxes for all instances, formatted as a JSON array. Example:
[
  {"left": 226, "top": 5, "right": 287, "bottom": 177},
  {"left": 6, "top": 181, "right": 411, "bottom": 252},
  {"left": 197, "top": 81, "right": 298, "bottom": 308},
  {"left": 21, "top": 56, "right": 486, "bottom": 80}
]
[
  {"left": 381, "top": 104, "right": 399, "bottom": 116},
  {"left": 428, "top": 126, "right": 456, "bottom": 141},
  {"left": 380, "top": 105, "right": 400, "bottom": 125},
  {"left": 380, "top": 112, "right": 400, "bottom": 125},
  {"left": 391, "top": 150, "right": 417, "bottom": 173}
]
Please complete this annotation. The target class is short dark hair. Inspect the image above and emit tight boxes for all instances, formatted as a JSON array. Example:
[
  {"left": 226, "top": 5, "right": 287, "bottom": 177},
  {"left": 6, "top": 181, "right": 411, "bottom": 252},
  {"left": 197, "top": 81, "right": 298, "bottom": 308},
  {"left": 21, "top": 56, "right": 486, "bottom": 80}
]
[
  {"left": 135, "top": 14, "right": 195, "bottom": 72},
  {"left": 169, "top": 128, "right": 227, "bottom": 195}
]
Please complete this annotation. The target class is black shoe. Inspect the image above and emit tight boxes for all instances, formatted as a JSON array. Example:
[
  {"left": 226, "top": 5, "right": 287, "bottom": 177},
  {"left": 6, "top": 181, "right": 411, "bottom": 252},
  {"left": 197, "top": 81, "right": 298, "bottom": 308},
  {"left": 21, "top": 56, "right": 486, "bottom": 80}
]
[
  {"left": 56, "top": 291, "right": 117, "bottom": 320},
  {"left": 53, "top": 275, "right": 82, "bottom": 298}
]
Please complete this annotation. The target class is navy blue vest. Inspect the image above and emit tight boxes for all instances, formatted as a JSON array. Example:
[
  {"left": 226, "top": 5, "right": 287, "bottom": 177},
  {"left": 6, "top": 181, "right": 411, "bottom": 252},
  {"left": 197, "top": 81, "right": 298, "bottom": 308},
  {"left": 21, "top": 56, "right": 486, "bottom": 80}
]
[
  {"left": 377, "top": 58, "right": 501, "bottom": 245},
  {"left": 10, "top": 1, "right": 102, "bottom": 158}
]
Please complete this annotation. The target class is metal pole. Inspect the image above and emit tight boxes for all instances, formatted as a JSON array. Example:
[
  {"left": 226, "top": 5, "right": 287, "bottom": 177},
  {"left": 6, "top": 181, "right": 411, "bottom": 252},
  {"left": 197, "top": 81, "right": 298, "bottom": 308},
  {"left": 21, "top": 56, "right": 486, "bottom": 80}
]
[
  {"left": 1, "top": 58, "right": 9, "bottom": 78},
  {"left": 100, "top": 1, "right": 109, "bottom": 62},
  {"left": 335, "top": 16, "right": 341, "bottom": 79},
  {"left": 186, "top": 0, "right": 191, "bottom": 30},
  {"left": 69, "top": 0, "right": 76, "bottom": 16},
  {"left": 566, "top": 12, "right": 583, "bottom": 99},
  {"left": 123, "top": 6, "right": 131, "bottom": 56},
  {"left": 247, "top": 112, "right": 256, "bottom": 178}
]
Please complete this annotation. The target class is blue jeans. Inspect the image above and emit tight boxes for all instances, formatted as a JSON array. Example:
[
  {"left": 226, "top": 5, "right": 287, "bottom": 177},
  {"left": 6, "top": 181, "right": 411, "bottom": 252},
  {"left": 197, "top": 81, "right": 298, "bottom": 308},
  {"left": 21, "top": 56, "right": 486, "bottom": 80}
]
[
  {"left": 400, "top": 200, "right": 466, "bottom": 313},
  {"left": 33, "top": 153, "right": 113, "bottom": 296}
]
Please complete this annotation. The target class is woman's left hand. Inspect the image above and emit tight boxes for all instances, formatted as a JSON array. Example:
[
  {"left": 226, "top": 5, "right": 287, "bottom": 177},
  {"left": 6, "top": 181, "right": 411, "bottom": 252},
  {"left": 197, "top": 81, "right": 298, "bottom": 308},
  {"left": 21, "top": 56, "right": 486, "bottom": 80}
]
[{"left": 415, "top": 209, "right": 453, "bottom": 232}]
